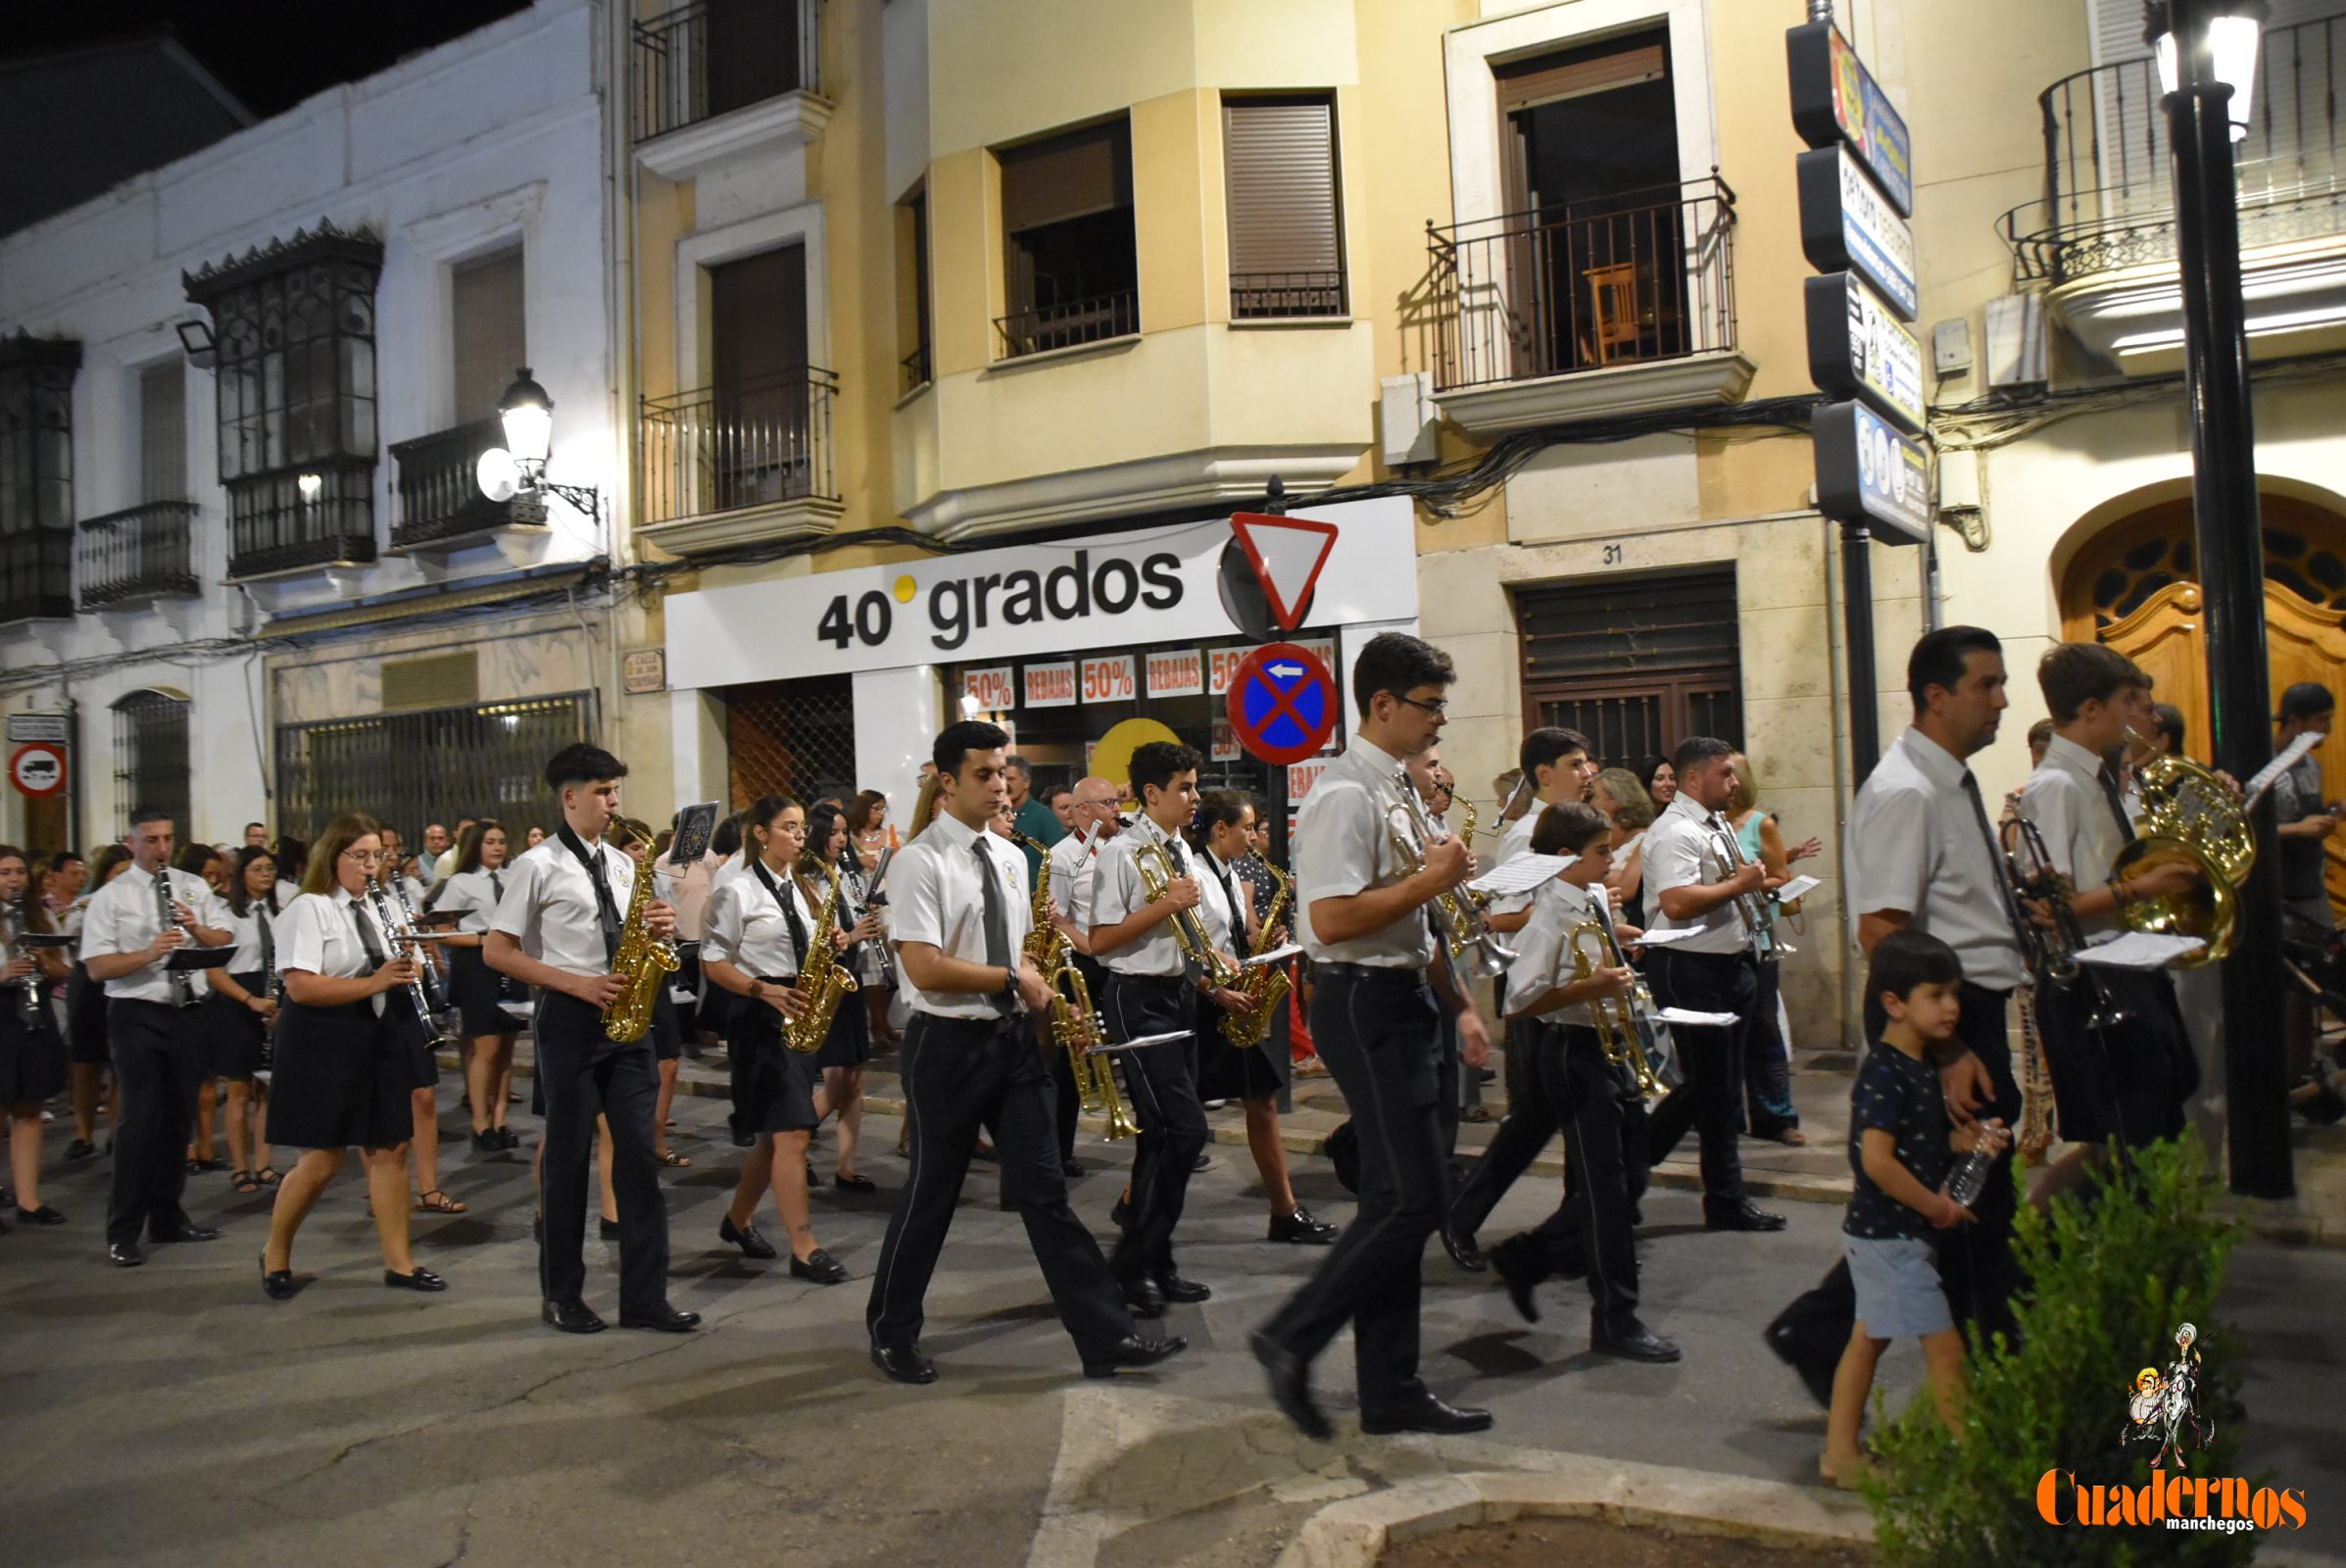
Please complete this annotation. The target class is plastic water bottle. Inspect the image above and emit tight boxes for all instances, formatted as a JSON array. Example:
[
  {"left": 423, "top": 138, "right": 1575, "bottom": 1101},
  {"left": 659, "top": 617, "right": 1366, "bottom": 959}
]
[{"left": 1944, "top": 1118, "right": 2007, "bottom": 1208}]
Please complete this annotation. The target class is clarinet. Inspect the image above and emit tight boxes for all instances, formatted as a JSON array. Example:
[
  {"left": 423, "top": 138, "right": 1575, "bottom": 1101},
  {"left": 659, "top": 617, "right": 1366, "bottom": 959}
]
[
  {"left": 5, "top": 900, "right": 45, "bottom": 1030},
  {"left": 157, "top": 869, "right": 198, "bottom": 1007}
]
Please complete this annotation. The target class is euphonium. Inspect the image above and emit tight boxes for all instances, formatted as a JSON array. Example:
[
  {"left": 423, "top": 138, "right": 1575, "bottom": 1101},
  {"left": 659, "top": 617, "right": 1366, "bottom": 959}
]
[
  {"left": 1014, "top": 833, "right": 1135, "bottom": 1140},
  {"left": 1132, "top": 837, "right": 1244, "bottom": 989},
  {"left": 2114, "top": 728, "right": 2248, "bottom": 966},
  {"left": 1221, "top": 862, "right": 1293, "bottom": 1051},
  {"left": 1385, "top": 766, "right": 1513, "bottom": 976},
  {"left": 784, "top": 859, "right": 859, "bottom": 1054},
  {"left": 602, "top": 831, "right": 680, "bottom": 1045}
]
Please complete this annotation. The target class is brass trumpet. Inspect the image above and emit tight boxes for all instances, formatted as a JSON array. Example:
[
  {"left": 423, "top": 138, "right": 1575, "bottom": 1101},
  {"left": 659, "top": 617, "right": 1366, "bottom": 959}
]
[
  {"left": 1386, "top": 765, "right": 1513, "bottom": 976},
  {"left": 1016, "top": 833, "right": 1136, "bottom": 1140}
]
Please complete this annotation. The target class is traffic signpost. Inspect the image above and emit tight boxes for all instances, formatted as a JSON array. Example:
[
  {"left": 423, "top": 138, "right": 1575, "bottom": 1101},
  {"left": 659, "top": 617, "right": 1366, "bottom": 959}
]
[{"left": 1226, "top": 642, "right": 1339, "bottom": 767}]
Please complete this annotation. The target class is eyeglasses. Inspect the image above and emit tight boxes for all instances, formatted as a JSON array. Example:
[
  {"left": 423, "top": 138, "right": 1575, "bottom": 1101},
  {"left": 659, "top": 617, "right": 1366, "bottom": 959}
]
[
  {"left": 1390, "top": 694, "right": 1449, "bottom": 717},
  {"left": 341, "top": 849, "right": 382, "bottom": 864}
]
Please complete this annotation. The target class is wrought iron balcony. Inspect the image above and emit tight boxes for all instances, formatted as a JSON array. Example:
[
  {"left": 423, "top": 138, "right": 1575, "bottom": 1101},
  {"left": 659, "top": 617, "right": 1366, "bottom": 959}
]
[
  {"left": 1999, "top": 16, "right": 2346, "bottom": 286},
  {"left": 900, "top": 343, "right": 932, "bottom": 398},
  {"left": 224, "top": 460, "right": 377, "bottom": 581},
  {"left": 1232, "top": 270, "right": 1348, "bottom": 319},
  {"left": 390, "top": 418, "right": 522, "bottom": 551},
  {"left": 1425, "top": 175, "right": 1739, "bottom": 394},
  {"left": 77, "top": 501, "right": 200, "bottom": 610},
  {"left": 994, "top": 290, "right": 1140, "bottom": 360},
  {"left": 633, "top": 0, "right": 822, "bottom": 144},
  {"left": 0, "top": 529, "right": 73, "bottom": 625},
  {"left": 639, "top": 368, "right": 839, "bottom": 532}
]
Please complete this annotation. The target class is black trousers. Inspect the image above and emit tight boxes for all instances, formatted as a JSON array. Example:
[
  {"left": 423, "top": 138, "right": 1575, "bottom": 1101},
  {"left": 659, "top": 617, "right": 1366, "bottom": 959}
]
[
  {"left": 536, "top": 993, "right": 669, "bottom": 1312},
  {"left": 1433, "top": 1003, "right": 1462, "bottom": 1159},
  {"left": 105, "top": 998, "right": 210, "bottom": 1248},
  {"left": 1453, "top": 1023, "right": 1641, "bottom": 1333},
  {"left": 1102, "top": 972, "right": 1204, "bottom": 1277},
  {"left": 2032, "top": 967, "right": 2191, "bottom": 1150},
  {"left": 1771, "top": 980, "right": 2019, "bottom": 1404},
  {"left": 865, "top": 1012, "right": 1130, "bottom": 1357},
  {"left": 1257, "top": 966, "right": 1444, "bottom": 1411},
  {"left": 1643, "top": 948, "right": 1757, "bottom": 1212}
]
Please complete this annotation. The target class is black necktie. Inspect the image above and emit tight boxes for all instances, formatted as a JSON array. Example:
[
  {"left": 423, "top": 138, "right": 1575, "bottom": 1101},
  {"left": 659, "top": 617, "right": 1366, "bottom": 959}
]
[
  {"left": 1959, "top": 769, "right": 2030, "bottom": 936},
  {"left": 973, "top": 840, "right": 1013, "bottom": 1014},
  {"left": 1208, "top": 853, "right": 1246, "bottom": 943},
  {"left": 349, "top": 900, "right": 387, "bottom": 967},
  {"left": 2097, "top": 761, "right": 2139, "bottom": 842},
  {"left": 489, "top": 869, "right": 504, "bottom": 903},
  {"left": 257, "top": 905, "right": 275, "bottom": 974},
  {"left": 1163, "top": 834, "right": 1203, "bottom": 982},
  {"left": 559, "top": 826, "right": 622, "bottom": 961},
  {"left": 748, "top": 858, "right": 810, "bottom": 974}
]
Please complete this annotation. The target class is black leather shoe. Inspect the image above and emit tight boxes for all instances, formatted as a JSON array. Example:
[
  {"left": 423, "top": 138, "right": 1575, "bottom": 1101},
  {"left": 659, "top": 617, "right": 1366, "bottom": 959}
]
[
  {"left": 470, "top": 1131, "right": 500, "bottom": 1154},
  {"left": 1592, "top": 1322, "right": 1682, "bottom": 1363},
  {"left": 1082, "top": 1334, "right": 1188, "bottom": 1379},
  {"left": 1267, "top": 1208, "right": 1340, "bottom": 1245},
  {"left": 108, "top": 1241, "right": 144, "bottom": 1268},
  {"left": 1190, "top": 1150, "right": 1211, "bottom": 1173},
  {"left": 384, "top": 1266, "right": 448, "bottom": 1293},
  {"left": 1155, "top": 1272, "right": 1211, "bottom": 1304},
  {"left": 599, "top": 1217, "right": 621, "bottom": 1241},
  {"left": 618, "top": 1302, "right": 700, "bottom": 1333},
  {"left": 16, "top": 1204, "right": 66, "bottom": 1227},
  {"left": 1440, "top": 1216, "right": 1487, "bottom": 1272},
  {"left": 1488, "top": 1239, "right": 1542, "bottom": 1325},
  {"left": 1115, "top": 1263, "right": 1164, "bottom": 1318},
  {"left": 542, "top": 1298, "right": 607, "bottom": 1334},
  {"left": 790, "top": 1249, "right": 848, "bottom": 1285},
  {"left": 832, "top": 1172, "right": 877, "bottom": 1192},
  {"left": 1705, "top": 1201, "right": 1787, "bottom": 1233},
  {"left": 1247, "top": 1330, "right": 1331, "bottom": 1442},
  {"left": 719, "top": 1216, "right": 777, "bottom": 1259},
  {"left": 1109, "top": 1195, "right": 1132, "bottom": 1230},
  {"left": 1359, "top": 1396, "right": 1494, "bottom": 1436},
  {"left": 494, "top": 1127, "right": 521, "bottom": 1151},
  {"left": 148, "top": 1223, "right": 221, "bottom": 1244},
  {"left": 871, "top": 1342, "right": 937, "bottom": 1385},
  {"left": 260, "top": 1254, "right": 295, "bottom": 1300},
  {"left": 1060, "top": 1156, "right": 1085, "bottom": 1179}
]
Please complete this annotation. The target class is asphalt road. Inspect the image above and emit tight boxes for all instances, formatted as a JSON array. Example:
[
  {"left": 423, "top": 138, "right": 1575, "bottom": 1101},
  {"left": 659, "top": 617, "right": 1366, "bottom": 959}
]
[{"left": 3, "top": 1084, "right": 2340, "bottom": 1568}]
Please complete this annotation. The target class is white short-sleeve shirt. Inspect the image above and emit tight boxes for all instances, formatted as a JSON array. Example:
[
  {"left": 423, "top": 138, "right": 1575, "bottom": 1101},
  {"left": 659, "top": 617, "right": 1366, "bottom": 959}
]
[
  {"left": 1092, "top": 816, "right": 1197, "bottom": 979},
  {"left": 1294, "top": 735, "right": 1438, "bottom": 969},
  {"left": 701, "top": 861, "right": 815, "bottom": 980},
  {"left": 1505, "top": 877, "right": 1599, "bottom": 1027},
  {"left": 78, "top": 863, "right": 228, "bottom": 1002},
  {"left": 1641, "top": 794, "right": 1752, "bottom": 956},
  {"left": 426, "top": 866, "right": 510, "bottom": 935},
  {"left": 1849, "top": 727, "right": 2027, "bottom": 992},
  {"left": 2019, "top": 733, "right": 2131, "bottom": 937},
  {"left": 889, "top": 808, "right": 1032, "bottom": 1020},
  {"left": 277, "top": 887, "right": 395, "bottom": 1015},
  {"left": 488, "top": 834, "right": 635, "bottom": 978}
]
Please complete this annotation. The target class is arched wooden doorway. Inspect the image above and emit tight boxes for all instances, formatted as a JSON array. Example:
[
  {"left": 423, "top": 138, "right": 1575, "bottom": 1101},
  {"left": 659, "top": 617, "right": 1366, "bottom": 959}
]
[{"left": 2059, "top": 493, "right": 2346, "bottom": 912}]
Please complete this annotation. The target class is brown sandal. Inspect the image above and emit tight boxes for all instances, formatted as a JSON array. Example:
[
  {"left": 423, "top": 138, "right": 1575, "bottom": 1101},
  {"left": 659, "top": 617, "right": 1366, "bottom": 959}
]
[
  {"left": 656, "top": 1150, "right": 691, "bottom": 1168},
  {"left": 256, "top": 1166, "right": 283, "bottom": 1187},
  {"left": 416, "top": 1189, "right": 467, "bottom": 1214}
]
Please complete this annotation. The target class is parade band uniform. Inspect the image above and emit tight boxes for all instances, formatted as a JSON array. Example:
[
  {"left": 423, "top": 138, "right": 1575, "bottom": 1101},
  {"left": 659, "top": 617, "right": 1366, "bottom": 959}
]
[
  {"left": 209, "top": 899, "right": 279, "bottom": 1081},
  {"left": 1450, "top": 876, "right": 1643, "bottom": 1335},
  {"left": 491, "top": 832, "right": 672, "bottom": 1316},
  {"left": 811, "top": 858, "right": 874, "bottom": 1070},
  {"left": 1046, "top": 825, "right": 1111, "bottom": 1160},
  {"left": 2018, "top": 735, "right": 2195, "bottom": 1147},
  {"left": 1093, "top": 812, "right": 1212, "bottom": 1281},
  {"left": 427, "top": 868, "right": 520, "bottom": 1037},
  {"left": 701, "top": 860, "right": 823, "bottom": 1137},
  {"left": 1, "top": 899, "right": 67, "bottom": 1110},
  {"left": 78, "top": 862, "right": 228, "bottom": 1250},
  {"left": 1639, "top": 794, "right": 1760, "bottom": 1220},
  {"left": 267, "top": 888, "right": 419, "bottom": 1152},
  {"left": 863, "top": 806, "right": 1135, "bottom": 1363},
  {"left": 1256, "top": 733, "right": 1448, "bottom": 1415},
  {"left": 1198, "top": 842, "right": 1289, "bottom": 1107}
]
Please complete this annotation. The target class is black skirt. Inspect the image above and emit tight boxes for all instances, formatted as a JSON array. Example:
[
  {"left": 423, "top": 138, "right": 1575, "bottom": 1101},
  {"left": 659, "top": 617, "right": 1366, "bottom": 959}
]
[
  {"left": 207, "top": 972, "right": 270, "bottom": 1080},
  {"left": 0, "top": 996, "right": 68, "bottom": 1104},
  {"left": 814, "top": 987, "right": 870, "bottom": 1069},
  {"left": 726, "top": 1004, "right": 820, "bottom": 1133},
  {"left": 448, "top": 945, "right": 521, "bottom": 1038},
  {"left": 267, "top": 1000, "right": 414, "bottom": 1151},
  {"left": 1200, "top": 985, "right": 1294, "bottom": 1108},
  {"left": 652, "top": 985, "right": 683, "bottom": 1062},
  {"left": 66, "top": 961, "right": 110, "bottom": 1066}
]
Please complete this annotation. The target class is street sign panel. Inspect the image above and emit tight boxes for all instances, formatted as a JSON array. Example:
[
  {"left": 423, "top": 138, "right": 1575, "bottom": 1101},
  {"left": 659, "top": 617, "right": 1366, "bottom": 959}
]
[
  {"left": 1814, "top": 401, "right": 1931, "bottom": 546},
  {"left": 1229, "top": 513, "right": 1339, "bottom": 633},
  {"left": 1786, "top": 21, "right": 1914, "bottom": 216},
  {"left": 1796, "top": 146, "right": 1917, "bottom": 320},
  {"left": 1805, "top": 272, "right": 1926, "bottom": 433},
  {"left": 9, "top": 742, "right": 68, "bottom": 798},
  {"left": 4, "top": 714, "right": 69, "bottom": 745},
  {"left": 1226, "top": 643, "right": 1340, "bottom": 766}
]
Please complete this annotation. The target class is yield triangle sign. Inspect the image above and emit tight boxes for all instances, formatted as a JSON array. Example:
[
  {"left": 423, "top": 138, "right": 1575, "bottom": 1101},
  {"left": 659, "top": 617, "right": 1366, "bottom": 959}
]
[{"left": 1229, "top": 513, "right": 1339, "bottom": 633}]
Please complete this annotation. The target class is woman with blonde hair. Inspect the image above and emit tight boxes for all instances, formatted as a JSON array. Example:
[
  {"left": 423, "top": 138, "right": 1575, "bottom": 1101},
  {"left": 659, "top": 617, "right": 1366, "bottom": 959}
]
[{"left": 1589, "top": 766, "right": 1656, "bottom": 927}]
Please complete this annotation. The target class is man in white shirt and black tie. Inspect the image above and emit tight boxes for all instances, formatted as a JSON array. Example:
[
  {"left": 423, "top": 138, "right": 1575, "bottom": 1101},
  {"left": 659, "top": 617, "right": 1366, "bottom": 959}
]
[
  {"left": 78, "top": 807, "right": 234, "bottom": 1266},
  {"left": 485, "top": 743, "right": 693, "bottom": 1336},
  {"left": 865, "top": 720, "right": 1183, "bottom": 1386},
  {"left": 1043, "top": 776, "right": 1119, "bottom": 1175},
  {"left": 1640, "top": 737, "right": 1784, "bottom": 1234}
]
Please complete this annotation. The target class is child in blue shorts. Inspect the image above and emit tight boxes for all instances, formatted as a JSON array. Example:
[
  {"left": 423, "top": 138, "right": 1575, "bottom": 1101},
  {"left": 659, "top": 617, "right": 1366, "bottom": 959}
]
[{"left": 1822, "top": 930, "right": 2010, "bottom": 1488}]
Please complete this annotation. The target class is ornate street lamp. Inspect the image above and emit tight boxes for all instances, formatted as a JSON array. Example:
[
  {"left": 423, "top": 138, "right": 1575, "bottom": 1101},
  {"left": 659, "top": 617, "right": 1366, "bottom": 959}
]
[
  {"left": 2150, "top": 0, "right": 2267, "bottom": 139},
  {"left": 476, "top": 366, "right": 601, "bottom": 525}
]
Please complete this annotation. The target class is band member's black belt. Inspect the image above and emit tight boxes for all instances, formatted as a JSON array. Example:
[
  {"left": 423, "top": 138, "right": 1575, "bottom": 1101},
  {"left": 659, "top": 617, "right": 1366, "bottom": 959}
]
[
  {"left": 1315, "top": 962, "right": 1428, "bottom": 988},
  {"left": 908, "top": 1010, "right": 1029, "bottom": 1036},
  {"left": 1108, "top": 972, "right": 1191, "bottom": 992},
  {"left": 1658, "top": 947, "right": 1754, "bottom": 966},
  {"left": 753, "top": 974, "right": 800, "bottom": 987}
]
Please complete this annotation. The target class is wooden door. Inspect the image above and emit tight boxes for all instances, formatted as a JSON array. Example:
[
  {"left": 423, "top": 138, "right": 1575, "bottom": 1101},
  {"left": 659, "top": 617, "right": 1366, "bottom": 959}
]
[{"left": 2068, "top": 496, "right": 2346, "bottom": 911}]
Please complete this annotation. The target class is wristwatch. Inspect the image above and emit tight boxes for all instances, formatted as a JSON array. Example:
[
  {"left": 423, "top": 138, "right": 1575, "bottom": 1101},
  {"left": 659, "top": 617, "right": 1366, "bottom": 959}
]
[{"left": 1001, "top": 965, "right": 1021, "bottom": 1002}]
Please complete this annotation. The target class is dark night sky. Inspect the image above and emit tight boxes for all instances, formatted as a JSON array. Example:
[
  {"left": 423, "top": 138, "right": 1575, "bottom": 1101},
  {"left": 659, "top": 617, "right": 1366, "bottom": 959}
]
[{"left": 2, "top": 0, "right": 532, "bottom": 118}]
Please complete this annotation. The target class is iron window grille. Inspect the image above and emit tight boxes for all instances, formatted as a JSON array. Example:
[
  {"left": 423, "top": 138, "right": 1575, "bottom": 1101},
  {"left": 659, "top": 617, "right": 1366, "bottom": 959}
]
[
  {"left": 0, "top": 333, "right": 79, "bottom": 625},
  {"left": 112, "top": 689, "right": 191, "bottom": 834}
]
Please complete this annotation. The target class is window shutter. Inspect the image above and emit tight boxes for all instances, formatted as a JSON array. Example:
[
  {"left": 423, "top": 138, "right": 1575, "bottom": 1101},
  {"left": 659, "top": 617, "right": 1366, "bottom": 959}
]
[
  {"left": 1225, "top": 97, "right": 1342, "bottom": 276},
  {"left": 139, "top": 361, "right": 186, "bottom": 504},
  {"left": 452, "top": 247, "right": 526, "bottom": 424},
  {"left": 1001, "top": 121, "right": 1133, "bottom": 234},
  {"left": 1495, "top": 39, "right": 1666, "bottom": 112}
]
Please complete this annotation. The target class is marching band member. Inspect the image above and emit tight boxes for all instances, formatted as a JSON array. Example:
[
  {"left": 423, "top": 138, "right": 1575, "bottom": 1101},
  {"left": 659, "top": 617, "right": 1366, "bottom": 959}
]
[
  {"left": 700, "top": 794, "right": 846, "bottom": 1282},
  {"left": 1252, "top": 631, "right": 1492, "bottom": 1441},
  {"left": 1044, "top": 776, "right": 1120, "bottom": 1176},
  {"left": 375, "top": 852, "right": 460, "bottom": 1217},
  {"left": 260, "top": 814, "right": 445, "bottom": 1299},
  {"left": 79, "top": 808, "right": 233, "bottom": 1268},
  {"left": 61, "top": 845, "right": 129, "bottom": 1163},
  {"left": 615, "top": 818, "right": 691, "bottom": 1171},
  {"left": 2, "top": 844, "right": 72, "bottom": 1227},
  {"left": 424, "top": 819, "right": 523, "bottom": 1153},
  {"left": 805, "top": 800, "right": 883, "bottom": 1191},
  {"left": 1090, "top": 740, "right": 1239, "bottom": 1317},
  {"left": 1640, "top": 739, "right": 1785, "bottom": 1234},
  {"left": 485, "top": 744, "right": 693, "bottom": 1336},
  {"left": 1448, "top": 804, "right": 1679, "bottom": 1360},
  {"left": 865, "top": 719, "right": 1183, "bottom": 1385},
  {"left": 206, "top": 847, "right": 280, "bottom": 1195},
  {"left": 1189, "top": 789, "right": 1337, "bottom": 1246}
]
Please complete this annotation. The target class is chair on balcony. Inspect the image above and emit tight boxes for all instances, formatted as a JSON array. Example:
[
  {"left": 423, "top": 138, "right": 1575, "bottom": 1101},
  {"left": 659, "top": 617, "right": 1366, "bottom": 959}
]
[{"left": 1582, "top": 263, "right": 1644, "bottom": 366}]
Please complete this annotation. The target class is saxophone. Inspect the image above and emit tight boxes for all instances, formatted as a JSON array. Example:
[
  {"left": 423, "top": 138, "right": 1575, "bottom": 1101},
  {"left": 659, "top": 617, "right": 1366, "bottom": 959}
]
[
  {"left": 783, "top": 859, "right": 858, "bottom": 1054},
  {"left": 1016, "top": 834, "right": 1135, "bottom": 1140},
  {"left": 602, "top": 835, "right": 680, "bottom": 1045},
  {"left": 1221, "top": 862, "right": 1293, "bottom": 1051}
]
